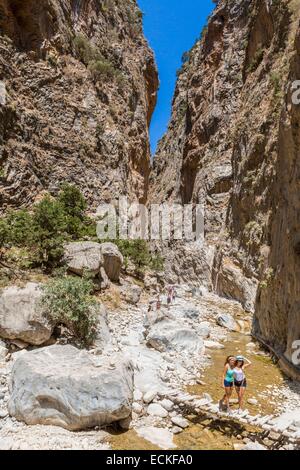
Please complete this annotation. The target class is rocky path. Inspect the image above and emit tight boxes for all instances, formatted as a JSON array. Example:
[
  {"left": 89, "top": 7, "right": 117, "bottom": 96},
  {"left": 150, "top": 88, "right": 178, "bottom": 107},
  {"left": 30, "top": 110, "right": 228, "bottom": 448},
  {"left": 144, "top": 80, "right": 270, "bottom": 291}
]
[{"left": 0, "top": 284, "right": 300, "bottom": 450}]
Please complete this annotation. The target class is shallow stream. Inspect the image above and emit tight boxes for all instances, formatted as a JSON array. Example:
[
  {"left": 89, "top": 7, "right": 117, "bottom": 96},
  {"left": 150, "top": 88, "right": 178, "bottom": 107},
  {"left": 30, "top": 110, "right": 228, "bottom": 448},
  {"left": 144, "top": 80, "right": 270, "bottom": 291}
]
[{"left": 111, "top": 332, "right": 288, "bottom": 450}]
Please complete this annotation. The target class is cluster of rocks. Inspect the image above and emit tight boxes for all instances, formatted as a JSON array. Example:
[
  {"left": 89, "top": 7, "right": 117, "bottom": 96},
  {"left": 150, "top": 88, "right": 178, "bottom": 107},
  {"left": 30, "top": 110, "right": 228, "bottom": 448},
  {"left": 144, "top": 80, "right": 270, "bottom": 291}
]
[
  {"left": 176, "top": 392, "right": 300, "bottom": 450},
  {"left": 1, "top": 282, "right": 300, "bottom": 450},
  {"left": 0, "top": 242, "right": 123, "bottom": 350}
]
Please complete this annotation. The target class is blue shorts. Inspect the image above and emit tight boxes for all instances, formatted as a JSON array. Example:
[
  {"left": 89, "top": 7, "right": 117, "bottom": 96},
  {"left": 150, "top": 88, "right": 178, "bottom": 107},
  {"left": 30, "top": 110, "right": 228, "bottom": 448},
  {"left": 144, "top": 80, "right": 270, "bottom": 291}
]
[{"left": 224, "top": 380, "right": 234, "bottom": 388}]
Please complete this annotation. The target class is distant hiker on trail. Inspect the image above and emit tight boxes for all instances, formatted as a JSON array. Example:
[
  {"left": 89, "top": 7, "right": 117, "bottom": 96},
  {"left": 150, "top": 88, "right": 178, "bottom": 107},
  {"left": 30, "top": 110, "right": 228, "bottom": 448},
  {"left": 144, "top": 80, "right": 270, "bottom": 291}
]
[
  {"left": 166, "top": 285, "right": 175, "bottom": 307},
  {"left": 156, "top": 296, "right": 161, "bottom": 311},
  {"left": 167, "top": 286, "right": 172, "bottom": 307},
  {"left": 233, "top": 355, "right": 252, "bottom": 412},
  {"left": 219, "top": 356, "right": 236, "bottom": 413},
  {"left": 172, "top": 287, "right": 176, "bottom": 302}
]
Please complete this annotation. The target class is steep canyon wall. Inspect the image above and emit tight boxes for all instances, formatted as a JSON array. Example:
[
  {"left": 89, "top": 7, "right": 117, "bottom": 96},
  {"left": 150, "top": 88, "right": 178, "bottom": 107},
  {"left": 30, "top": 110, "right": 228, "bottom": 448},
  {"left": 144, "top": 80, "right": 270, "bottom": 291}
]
[
  {"left": 0, "top": 0, "right": 158, "bottom": 210},
  {"left": 150, "top": 0, "right": 300, "bottom": 377}
]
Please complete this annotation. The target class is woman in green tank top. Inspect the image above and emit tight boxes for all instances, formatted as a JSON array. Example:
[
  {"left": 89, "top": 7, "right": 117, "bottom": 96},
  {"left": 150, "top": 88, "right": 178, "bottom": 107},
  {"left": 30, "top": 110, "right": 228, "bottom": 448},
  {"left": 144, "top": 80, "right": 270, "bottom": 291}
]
[{"left": 219, "top": 356, "right": 236, "bottom": 413}]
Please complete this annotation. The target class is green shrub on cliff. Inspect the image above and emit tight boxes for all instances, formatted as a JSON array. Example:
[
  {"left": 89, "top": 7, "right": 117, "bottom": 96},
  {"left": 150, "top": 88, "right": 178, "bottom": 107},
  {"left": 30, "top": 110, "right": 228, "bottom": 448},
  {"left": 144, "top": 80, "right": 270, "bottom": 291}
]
[
  {"left": 111, "top": 238, "right": 164, "bottom": 275},
  {"left": 88, "top": 59, "right": 123, "bottom": 82},
  {"left": 73, "top": 34, "right": 102, "bottom": 65},
  {"left": 73, "top": 34, "right": 123, "bottom": 83}
]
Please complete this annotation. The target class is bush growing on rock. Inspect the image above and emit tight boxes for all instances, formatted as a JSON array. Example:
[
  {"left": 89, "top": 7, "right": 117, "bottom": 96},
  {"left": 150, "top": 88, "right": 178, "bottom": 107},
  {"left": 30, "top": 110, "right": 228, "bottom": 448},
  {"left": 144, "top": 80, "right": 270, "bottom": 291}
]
[
  {"left": 0, "top": 184, "right": 96, "bottom": 268},
  {"left": 73, "top": 34, "right": 123, "bottom": 84},
  {"left": 88, "top": 59, "right": 123, "bottom": 83},
  {"left": 41, "top": 276, "right": 97, "bottom": 347},
  {"left": 112, "top": 239, "right": 164, "bottom": 275}
]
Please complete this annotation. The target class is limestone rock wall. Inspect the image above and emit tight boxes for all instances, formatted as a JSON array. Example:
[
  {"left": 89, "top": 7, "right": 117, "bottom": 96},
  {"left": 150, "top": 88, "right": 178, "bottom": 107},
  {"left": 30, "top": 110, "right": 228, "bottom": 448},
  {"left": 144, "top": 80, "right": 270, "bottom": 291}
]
[
  {"left": 0, "top": 0, "right": 158, "bottom": 210},
  {"left": 150, "top": 0, "right": 300, "bottom": 376}
]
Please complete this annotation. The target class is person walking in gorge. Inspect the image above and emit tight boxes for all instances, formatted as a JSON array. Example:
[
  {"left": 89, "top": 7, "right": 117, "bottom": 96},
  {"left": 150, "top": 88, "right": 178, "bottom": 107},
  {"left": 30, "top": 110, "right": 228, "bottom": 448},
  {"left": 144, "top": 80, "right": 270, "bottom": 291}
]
[
  {"left": 220, "top": 356, "right": 236, "bottom": 413},
  {"left": 233, "top": 355, "right": 252, "bottom": 412}
]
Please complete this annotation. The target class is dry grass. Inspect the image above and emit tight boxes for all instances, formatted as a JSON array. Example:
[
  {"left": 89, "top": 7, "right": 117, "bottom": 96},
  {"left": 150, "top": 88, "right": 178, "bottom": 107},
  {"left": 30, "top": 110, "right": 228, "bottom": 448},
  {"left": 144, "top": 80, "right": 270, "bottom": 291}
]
[{"left": 99, "top": 285, "right": 122, "bottom": 309}]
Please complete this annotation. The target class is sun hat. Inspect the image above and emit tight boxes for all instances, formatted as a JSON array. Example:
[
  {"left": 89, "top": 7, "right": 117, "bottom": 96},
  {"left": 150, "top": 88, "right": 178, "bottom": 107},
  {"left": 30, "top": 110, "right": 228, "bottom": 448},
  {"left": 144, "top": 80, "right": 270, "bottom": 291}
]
[{"left": 236, "top": 355, "right": 244, "bottom": 361}]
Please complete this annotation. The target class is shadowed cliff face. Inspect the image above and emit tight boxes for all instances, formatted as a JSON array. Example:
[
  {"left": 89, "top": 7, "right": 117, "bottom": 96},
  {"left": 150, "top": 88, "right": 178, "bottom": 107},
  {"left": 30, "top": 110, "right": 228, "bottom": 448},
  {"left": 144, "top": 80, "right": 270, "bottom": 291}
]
[
  {"left": 149, "top": 0, "right": 300, "bottom": 377},
  {"left": 0, "top": 0, "right": 158, "bottom": 209},
  {"left": 254, "top": 21, "right": 300, "bottom": 374}
]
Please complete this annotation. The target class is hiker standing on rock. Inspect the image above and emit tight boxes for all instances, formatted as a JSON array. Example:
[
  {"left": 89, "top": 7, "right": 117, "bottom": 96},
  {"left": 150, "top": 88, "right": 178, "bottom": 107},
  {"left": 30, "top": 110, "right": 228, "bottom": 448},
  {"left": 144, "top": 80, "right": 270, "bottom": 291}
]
[
  {"left": 234, "top": 355, "right": 252, "bottom": 412},
  {"left": 220, "top": 356, "right": 236, "bottom": 413}
]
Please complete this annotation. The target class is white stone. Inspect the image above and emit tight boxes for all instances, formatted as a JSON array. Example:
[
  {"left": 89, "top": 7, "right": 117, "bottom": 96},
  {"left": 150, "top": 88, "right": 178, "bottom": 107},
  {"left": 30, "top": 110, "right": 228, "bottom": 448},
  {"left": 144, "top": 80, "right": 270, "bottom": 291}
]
[
  {"left": 171, "top": 416, "right": 189, "bottom": 429},
  {"left": 247, "top": 398, "right": 258, "bottom": 406},
  {"left": 136, "top": 426, "right": 176, "bottom": 449},
  {"left": 0, "top": 409, "right": 8, "bottom": 418},
  {"left": 269, "top": 410, "right": 300, "bottom": 432},
  {"left": 146, "top": 319, "right": 204, "bottom": 354},
  {"left": 193, "top": 398, "right": 211, "bottom": 407},
  {"left": 171, "top": 426, "right": 182, "bottom": 434},
  {"left": 204, "top": 340, "right": 224, "bottom": 350},
  {"left": 0, "top": 438, "right": 13, "bottom": 450},
  {"left": 143, "top": 390, "right": 157, "bottom": 404},
  {"left": 216, "top": 313, "right": 238, "bottom": 332},
  {"left": 0, "top": 340, "right": 8, "bottom": 361},
  {"left": 132, "top": 403, "right": 143, "bottom": 414},
  {"left": 147, "top": 403, "right": 168, "bottom": 418},
  {"left": 241, "top": 441, "right": 266, "bottom": 450},
  {"left": 160, "top": 399, "right": 174, "bottom": 412},
  {"left": 134, "top": 389, "right": 143, "bottom": 401},
  {"left": 198, "top": 322, "right": 211, "bottom": 338}
]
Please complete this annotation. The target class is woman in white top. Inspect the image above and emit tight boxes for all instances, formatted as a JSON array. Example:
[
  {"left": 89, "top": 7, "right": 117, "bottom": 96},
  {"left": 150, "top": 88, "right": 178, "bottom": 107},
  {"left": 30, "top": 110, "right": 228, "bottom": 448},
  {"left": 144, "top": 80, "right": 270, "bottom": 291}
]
[{"left": 233, "top": 355, "right": 252, "bottom": 411}]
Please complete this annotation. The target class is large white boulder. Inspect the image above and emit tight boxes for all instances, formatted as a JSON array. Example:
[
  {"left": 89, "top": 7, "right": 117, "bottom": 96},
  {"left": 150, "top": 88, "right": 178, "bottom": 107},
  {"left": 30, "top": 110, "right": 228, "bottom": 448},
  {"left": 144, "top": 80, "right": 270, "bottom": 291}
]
[
  {"left": 146, "top": 319, "right": 204, "bottom": 354},
  {"left": 64, "top": 241, "right": 103, "bottom": 277},
  {"left": 100, "top": 242, "right": 123, "bottom": 282},
  {"left": 0, "top": 283, "right": 52, "bottom": 346},
  {"left": 216, "top": 313, "right": 239, "bottom": 332},
  {"left": 8, "top": 345, "right": 134, "bottom": 431}
]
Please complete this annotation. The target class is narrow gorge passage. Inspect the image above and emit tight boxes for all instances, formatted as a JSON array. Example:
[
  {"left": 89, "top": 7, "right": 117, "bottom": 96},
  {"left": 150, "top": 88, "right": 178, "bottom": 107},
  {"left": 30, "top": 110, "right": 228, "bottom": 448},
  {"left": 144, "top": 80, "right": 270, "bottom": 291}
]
[{"left": 1, "top": 0, "right": 300, "bottom": 454}]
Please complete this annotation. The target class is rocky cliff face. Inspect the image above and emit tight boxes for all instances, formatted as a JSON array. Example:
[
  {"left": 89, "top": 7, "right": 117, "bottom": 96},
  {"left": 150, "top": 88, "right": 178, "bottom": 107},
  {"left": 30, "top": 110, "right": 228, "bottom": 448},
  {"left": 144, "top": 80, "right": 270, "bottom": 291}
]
[
  {"left": 150, "top": 0, "right": 300, "bottom": 377},
  {"left": 0, "top": 0, "right": 158, "bottom": 210}
]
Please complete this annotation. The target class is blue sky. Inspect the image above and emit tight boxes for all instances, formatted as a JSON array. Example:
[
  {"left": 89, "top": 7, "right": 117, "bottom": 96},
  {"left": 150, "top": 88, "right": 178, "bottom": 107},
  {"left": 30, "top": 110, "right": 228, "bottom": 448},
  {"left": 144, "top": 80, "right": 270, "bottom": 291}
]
[{"left": 137, "top": 0, "right": 215, "bottom": 154}]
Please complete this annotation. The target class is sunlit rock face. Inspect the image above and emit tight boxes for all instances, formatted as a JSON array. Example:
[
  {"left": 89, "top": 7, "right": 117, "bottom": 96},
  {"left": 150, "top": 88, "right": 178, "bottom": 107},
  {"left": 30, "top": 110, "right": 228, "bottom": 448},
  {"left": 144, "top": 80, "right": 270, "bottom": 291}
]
[
  {"left": 149, "top": 0, "right": 300, "bottom": 378},
  {"left": 0, "top": 0, "right": 158, "bottom": 210}
]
